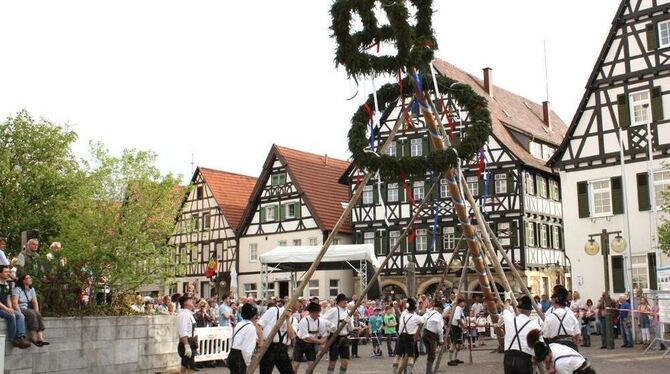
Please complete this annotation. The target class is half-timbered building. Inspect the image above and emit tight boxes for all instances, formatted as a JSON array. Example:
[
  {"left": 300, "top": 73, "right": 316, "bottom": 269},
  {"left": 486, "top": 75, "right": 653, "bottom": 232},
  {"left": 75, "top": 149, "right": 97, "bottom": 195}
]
[
  {"left": 550, "top": 0, "right": 670, "bottom": 301},
  {"left": 344, "top": 60, "right": 569, "bottom": 299},
  {"left": 237, "top": 145, "right": 354, "bottom": 299},
  {"left": 169, "top": 167, "right": 256, "bottom": 299}
]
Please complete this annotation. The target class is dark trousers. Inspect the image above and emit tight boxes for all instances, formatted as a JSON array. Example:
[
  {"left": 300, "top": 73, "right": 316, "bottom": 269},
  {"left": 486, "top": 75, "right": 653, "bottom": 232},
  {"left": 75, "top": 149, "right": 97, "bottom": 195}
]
[
  {"left": 422, "top": 330, "right": 439, "bottom": 362},
  {"left": 351, "top": 337, "right": 359, "bottom": 356},
  {"left": 503, "top": 350, "right": 533, "bottom": 374},
  {"left": 385, "top": 332, "right": 397, "bottom": 355},
  {"left": 260, "top": 343, "right": 294, "bottom": 374},
  {"left": 228, "top": 349, "right": 246, "bottom": 374}
]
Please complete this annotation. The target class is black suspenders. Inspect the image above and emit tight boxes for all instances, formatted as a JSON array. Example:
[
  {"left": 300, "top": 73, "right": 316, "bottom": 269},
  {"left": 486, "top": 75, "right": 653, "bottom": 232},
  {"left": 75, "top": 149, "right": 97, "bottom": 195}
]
[
  {"left": 275, "top": 307, "right": 287, "bottom": 343},
  {"left": 232, "top": 322, "right": 251, "bottom": 346},
  {"left": 401, "top": 314, "right": 413, "bottom": 334},
  {"left": 507, "top": 318, "right": 532, "bottom": 351},
  {"left": 553, "top": 311, "right": 569, "bottom": 336},
  {"left": 307, "top": 318, "right": 320, "bottom": 335}
]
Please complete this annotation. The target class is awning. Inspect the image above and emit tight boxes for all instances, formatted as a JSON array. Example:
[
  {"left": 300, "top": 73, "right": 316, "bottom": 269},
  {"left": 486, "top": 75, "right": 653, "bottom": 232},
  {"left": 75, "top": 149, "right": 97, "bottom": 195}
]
[{"left": 258, "top": 244, "right": 380, "bottom": 272}]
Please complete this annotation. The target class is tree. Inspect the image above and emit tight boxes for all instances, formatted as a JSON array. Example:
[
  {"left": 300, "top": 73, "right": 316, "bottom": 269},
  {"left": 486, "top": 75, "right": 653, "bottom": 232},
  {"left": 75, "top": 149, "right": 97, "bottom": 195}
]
[
  {"left": 55, "top": 143, "right": 184, "bottom": 301},
  {"left": 0, "top": 111, "right": 80, "bottom": 254},
  {"left": 658, "top": 182, "right": 670, "bottom": 256}
]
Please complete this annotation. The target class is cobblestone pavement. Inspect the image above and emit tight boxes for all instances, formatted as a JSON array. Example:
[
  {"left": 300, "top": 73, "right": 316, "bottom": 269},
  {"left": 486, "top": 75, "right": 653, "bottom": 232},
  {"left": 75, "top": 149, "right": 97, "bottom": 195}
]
[{"left": 205, "top": 336, "right": 669, "bottom": 373}]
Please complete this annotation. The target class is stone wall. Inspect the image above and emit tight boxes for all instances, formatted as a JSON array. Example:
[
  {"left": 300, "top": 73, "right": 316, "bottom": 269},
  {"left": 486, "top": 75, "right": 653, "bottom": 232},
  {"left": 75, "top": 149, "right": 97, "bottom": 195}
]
[{"left": 0, "top": 315, "right": 180, "bottom": 374}]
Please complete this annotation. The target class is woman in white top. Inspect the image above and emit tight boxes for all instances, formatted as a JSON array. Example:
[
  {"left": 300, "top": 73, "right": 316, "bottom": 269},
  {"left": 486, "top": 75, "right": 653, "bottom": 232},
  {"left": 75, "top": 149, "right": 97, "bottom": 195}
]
[
  {"left": 527, "top": 329, "right": 596, "bottom": 374},
  {"left": 11, "top": 274, "right": 48, "bottom": 346}
]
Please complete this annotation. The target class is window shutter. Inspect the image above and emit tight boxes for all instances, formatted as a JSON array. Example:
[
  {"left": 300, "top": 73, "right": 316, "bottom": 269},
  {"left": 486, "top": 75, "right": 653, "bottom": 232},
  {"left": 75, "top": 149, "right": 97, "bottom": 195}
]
[
  {"left": 280, "top": 173, "right": 286, "bottom": 185},
  {"left": 373, "top": 184, "right": 380, "bottom": 204},
  {"left": 637, "top": 172, "right": 651, "bottom": 211},
  {"left": 374, "top": 230, "right": 381, "bottom": 254},
  {"left": 611, "top": 176, "right": 624, "bottom": 215},
  {"left": 407, "top": 233, "right": 416, "bottom": 253},
  {"left": 646, "top": 23, "right": 658, "bottom": 50},
  {"left": 381, "top": 182, "right": 388, "bottom": 202},
  {"left": 294, "top": 202, "right": 302, "bottom": 218},
  {"left": 577, "top": 181, "right": 590, "bottom": 218},
  {"left": 273, "top": 205, "right": 280, "bottom": 221},
  {"left": 617, "top": 93, "right": 630, "bottom": 130},
  {"left": 422, "top": 137, "right": 429, "bottom": 156},
  {"left": 260, "top": 207, "right": 266, "bottom": 223},
  {"left": 488, "top": 175, "right": 495, "bottom": 196},
  {"left": 434, "top": 227, "right": 442, "bottom": 253},
  {"left": 510, "top": 220, "right": 518, "bottom": 247},
  {"left": 478, "top": 178, "right": 484, "bottom": 197},
  {"left": 535, "top": 223, "right": 541, "bottom": 247},
  {"left": 455, "top": 225, "right": 466, "bottom": 249},
  {"left": 381, "top": 231, "right": 389, "bottom": 255},
  {"left": 279, "top": 204, "right": 286, "bottom": 221},
  {"left": 651, "top": 86, "right": 664, "bottom": 122},
  {"left": 401, "top": 139, "right": 410, "bottom": 158},
  {"left": 648, "top": 253, "right": 658, "bottom": 290},
  {"left": 355, "top": 231, "right": 363, "bottom": 244},
  {"left": 507, "top": 170, "right": 515, "bottom": 194}
]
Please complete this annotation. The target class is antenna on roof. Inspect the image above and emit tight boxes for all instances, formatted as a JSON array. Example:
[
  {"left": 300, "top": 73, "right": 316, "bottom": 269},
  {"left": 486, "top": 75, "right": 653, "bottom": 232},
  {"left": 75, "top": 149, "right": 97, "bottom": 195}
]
[
  {"left": 543, "top": 39, "right": 550, "bottom": 102},
  {"left": 190, "top": 153, "right": 195, "bottom": 175}
]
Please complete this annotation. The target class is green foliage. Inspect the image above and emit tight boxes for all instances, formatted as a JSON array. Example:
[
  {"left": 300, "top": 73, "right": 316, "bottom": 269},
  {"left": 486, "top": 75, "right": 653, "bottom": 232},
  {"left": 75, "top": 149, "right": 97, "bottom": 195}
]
[
  {"left": 348, "top": 73, "right": 492, "bottom": 180},
  {"left": 658, "top": 177, "right": 670, "bottom": 257},
  {"left": 331, "top": 0, "right": 437, "bottom": 77},
  {"left": 0, "top": 110, "right": 80, "bottom": 253}
]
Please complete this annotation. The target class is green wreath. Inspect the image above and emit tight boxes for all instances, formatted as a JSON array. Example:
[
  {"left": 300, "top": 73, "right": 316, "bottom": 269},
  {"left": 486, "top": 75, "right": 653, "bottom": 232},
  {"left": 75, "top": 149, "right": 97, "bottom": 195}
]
[
  {"left": 331, "top": 0, "right": 437, "bottom": 77},
  {"left": 348, "top": 73, "right": 492, "bottom": 179}
]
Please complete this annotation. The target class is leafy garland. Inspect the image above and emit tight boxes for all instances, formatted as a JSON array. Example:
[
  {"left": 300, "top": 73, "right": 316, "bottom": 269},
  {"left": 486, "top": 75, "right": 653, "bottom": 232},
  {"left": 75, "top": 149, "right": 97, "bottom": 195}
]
[
  {"left": 348, "top": 73, "right": 492, "bottom": 179},
  {"left": 331, "top": 0, "right": 437, "bottom": 77}
]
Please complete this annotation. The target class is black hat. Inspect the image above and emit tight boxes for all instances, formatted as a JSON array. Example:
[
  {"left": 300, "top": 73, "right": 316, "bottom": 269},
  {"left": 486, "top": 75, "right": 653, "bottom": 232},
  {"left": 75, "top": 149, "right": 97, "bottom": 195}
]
[
  {"left": 432, "top": 300, "right": 443, "bottom": 309},
  {"left": 555, "top": 287, "right": 569, "bottom": 306},
  {"left": 306, "top": 302, "right": 321, "bottom": 313},
  {"left": 534, "top": 341, "right": 551, "bottom": 361},
  {"left": 336, "top": 293, "right": 348, "bottom": 303},
  {"left": 406, "top": 298, "right": 417, "bottom": 311},
  {"left": 240, "top": 303, "right": 258, "bottom": 320},
  {"left": 518, "top": 296, "right": 533, "bottom": 311},
  {"left": 178, "top": 294, "right": 192, "bottom": 308}
]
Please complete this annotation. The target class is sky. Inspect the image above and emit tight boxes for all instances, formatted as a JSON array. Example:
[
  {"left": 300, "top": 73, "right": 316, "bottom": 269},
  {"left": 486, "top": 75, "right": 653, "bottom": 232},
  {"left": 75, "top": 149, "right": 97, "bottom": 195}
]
[{"left": 0, "top": 1, "right": 616, "bottom": 183}]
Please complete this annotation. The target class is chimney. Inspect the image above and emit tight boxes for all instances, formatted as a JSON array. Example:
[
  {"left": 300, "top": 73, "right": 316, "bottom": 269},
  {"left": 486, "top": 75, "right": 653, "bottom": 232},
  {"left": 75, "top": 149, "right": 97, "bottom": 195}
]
[
  {"left": 483, "top": 67, "right": 493, "bottom": 97},
  {"left": 324, "top": 154, "right": 329, "bottom": 166},
  {"left": 542, "top": 101, "right": 552, "bottom": 130}
]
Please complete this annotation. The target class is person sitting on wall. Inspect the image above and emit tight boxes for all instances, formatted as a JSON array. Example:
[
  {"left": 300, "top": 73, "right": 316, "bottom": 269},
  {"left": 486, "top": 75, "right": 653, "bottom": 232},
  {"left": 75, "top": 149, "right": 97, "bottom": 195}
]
[
  {"left": 0, "top": 265, "right": 30, "bottom": 349},
  {"left": 11, "top": 274, "right": 49, "bottom": 346}
]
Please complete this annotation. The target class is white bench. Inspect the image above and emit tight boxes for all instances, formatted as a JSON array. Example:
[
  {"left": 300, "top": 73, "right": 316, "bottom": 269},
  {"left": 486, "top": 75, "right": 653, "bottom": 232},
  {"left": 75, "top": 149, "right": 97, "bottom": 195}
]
[{"left": 194, "top": 326, "right": 232, "bottom": 362}]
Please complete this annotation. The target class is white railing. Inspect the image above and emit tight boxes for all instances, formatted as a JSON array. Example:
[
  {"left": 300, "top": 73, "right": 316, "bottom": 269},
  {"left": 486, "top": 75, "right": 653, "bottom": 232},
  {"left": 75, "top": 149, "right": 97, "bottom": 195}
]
[{"left": 194, "top": 326, "right": 232, "bottom": 362}]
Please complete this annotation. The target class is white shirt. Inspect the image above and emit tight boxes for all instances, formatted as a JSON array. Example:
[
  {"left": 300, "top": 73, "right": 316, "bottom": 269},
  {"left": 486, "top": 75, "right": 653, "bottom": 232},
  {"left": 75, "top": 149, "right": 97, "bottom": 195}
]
[
  {"left": 421, "top": 309, "right": 444, "bottom": 342},
  {"left": 0, "top": 250, "right": 9, "bottom": 266},
  {"left": 176, "top": 309, "right": 195, "bottom": 338},
  {"left": 398, "top": 310, "right": 422, "bottom": 335},
  {"left": 476, "top": 317, "right": 488, "bottom": 333},
  {"left": 542, "top": 307, "right": 580, "bottom": 339},
  {"left": 231, "top": 320, "right": 257, "bottom": 366},
  {"left": 297, "top": 316, "right": 332, "bottom": 341},
  {"left": 549, "top": 343, "right": 586, "bottom": 374},
  {"left": 472, "top": 302, "right": 484, "bottom": 316},
  {"left": 323, "top": 306, "right": 354, "bottom": 336},
  {"left": 258, "top": 306, "right": 290, "bottom": 345},
  {"left": 502, "top": 308, "right": 542, "bottom": 356},
  {"left": 451, "top": 306, "right": 464, "bottom": 326}
]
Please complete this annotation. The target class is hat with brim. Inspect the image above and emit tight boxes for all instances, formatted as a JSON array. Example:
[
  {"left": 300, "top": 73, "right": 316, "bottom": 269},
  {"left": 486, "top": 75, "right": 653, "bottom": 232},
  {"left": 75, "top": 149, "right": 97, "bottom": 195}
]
[
  {"left": 306, "top": 302, "right": 321, "bottom": 313},
  {"left": 534, "top": 342, "right": 550, "bottom": 361},
  {"left": 517, "top": 295, "right": 533, "bottom": 311}
]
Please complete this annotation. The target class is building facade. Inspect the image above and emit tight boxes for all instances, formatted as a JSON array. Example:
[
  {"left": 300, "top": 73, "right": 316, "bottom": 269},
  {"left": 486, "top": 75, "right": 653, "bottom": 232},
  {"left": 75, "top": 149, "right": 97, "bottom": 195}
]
[
  {"left": 237, "top": 145, "right": 354, "bottom": 300},
  {"left": 345, "top": 60, "right": 570, "bottom": 300},
  {"left": 550, "top": 0, "right": 670, "bottom": 301},
  {"left": 169, "top": 167, "right": 256, "bottom": 299}
]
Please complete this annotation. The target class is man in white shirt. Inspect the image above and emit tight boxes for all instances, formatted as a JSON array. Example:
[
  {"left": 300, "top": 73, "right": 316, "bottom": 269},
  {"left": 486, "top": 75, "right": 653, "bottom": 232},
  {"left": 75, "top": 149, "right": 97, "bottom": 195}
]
[
  {"left": 502, "top": 296, "right": 542, "bottom": 374},
  {"left": 447, "top": 298, "right": 466, "bottom": 366},
  {"left": 176, "top": 294, "right": 197, "bottom": 374},
  {"left": 542, "top": 287, "right": 581, "bottom": 350},
  {"left": 293, "top": 302, "right": 333, "bottom": 373},
  {"left": 229, "top": 303, "right": 261, "bottom": 374},
  {"left": 392, "top": 298, "right": 422, "bottom": 374},
  {"left": 323, "top": 293, "right": 355, "bottom": 374},
  {"left": 471, "top": 297, "right": 484, "bottom": 317},
  {"left": 527, "top": 329, "right": 594, "bottom": 374},
  {"left": 258, "top": 300, "right": 296, "bottom": 374},
  {"left": 421, "top": 301, "right": 444, "bottom": 374},
  {"left": 0, "top": 238, "right": 10, "bottom": 266}
]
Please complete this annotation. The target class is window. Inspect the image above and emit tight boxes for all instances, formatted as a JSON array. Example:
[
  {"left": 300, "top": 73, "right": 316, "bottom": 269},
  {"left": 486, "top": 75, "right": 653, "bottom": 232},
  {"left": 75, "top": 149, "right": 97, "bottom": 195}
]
[
  {"left": 540, "top": 224, "right": 548, "bottom": 248},
  {"left": 410, "top": 138, "right": 423, "bottom": 157},
  {"left": 416, "top": 229, "right": 428, "bottom": 251},
  {"left": 653, "top": 170, "right": 670, "bottom": 208},
  {"left": 549, "top": 180, "right": 560, "bottom": 201},
  {"left": 537, "top": 176, "right": 547, "bottom": 198},
  {"left": 329, "top": 280, "right": 340, "bottom": 297},
  {"left": 542, "top": 145, "right": 555, "bottom": 161},
  {"left": 525, "top": 221, "right": 535, "bottom": 247},
  {"left": 249, "top": 243, "right": 258, "bottom": 262},
  {"left": 630, "top": 91, "right": 651, "bottom": 127},
  {"left": 552, "top": 226, "right": 560, "bottom": 249},
  {"left": 413, "top": 181, "right": 425, "bottom": 201},
  {"left": 387, "top": 141, "right": 397, "bottom": 157},
  {"left": 389, "top": 231, "right": 401, "bottom": 253},
  {"left": 388, "top": 183, "right": 399, "bottom": 203},
  {"left": 308, "top": 280, "right": 319, "bottom": 297},
  {"left": 202, "top": 213, "right": 211, "bottom": 229},
  {"left": 530, "top": 141, "right": 542, "bottom": 159},
  {"left": 497, "top": 222, "right": 511, "bottom": 246},
  {"left": 440, "top": 178, "right": 450, "bottom": 198},
  {"left": 266, "top": 283, "right": 276, "bottom": 298},
  {"left": 632, "top": 255, "right": 649, "bottom": 289},
  {"left": 309, "top": 237, "right": 318, "bottom": 246},
  {"left": 278, "top": 240, "right": 287, "bottom": 247},
  {"left": 659, "top": 20, "right": 670, "bottom": 49},
  {"left": 333, "top": 238, "right": 341, "bottom": 245},
  {"left": 191, "top": 214, "right": 199, "bottom": 232},
  {"left": 494, "top": 174, "right": 507, "bottom": 194},
  {"left": 363, "top": 232, "right": 375, "bottom": 245},
  {"left": 525, "top": 173, "right": 535, "bottom": 195},
  {"left": 589, "top": 180, "right": 612, "bottom": 217},
  {"left": 293, "top": 239, "right": 302, "bottom": 246},
  {"left": 271, "top": 173, "right": 286, "bottom": 186},
  {"left": 443, "top": 227, "right": 455, "bottom": 250},
  {"left": 286, "top": 203, "right": 297, "bottom": 219},
  {"left": 467, "top": 176, "right": 479, "bottom": 196},
  {"left": 266, "top": 205, "right": 277, "bottom": 222},
  {"left": 243, "top": 283, "right": 257, "bottom": 298},
  {"left": 196, "top": 186, "right": 204, "bottom": 200},
  {"left": 363, "top": 185, "right": 374, "bottom": 205}
]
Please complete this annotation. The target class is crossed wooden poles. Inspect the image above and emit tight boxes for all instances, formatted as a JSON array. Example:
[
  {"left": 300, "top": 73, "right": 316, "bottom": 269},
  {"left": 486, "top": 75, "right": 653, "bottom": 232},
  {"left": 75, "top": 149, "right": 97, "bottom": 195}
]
[{"left": 246, "top": 67, "right": 545, "bottom": 374}]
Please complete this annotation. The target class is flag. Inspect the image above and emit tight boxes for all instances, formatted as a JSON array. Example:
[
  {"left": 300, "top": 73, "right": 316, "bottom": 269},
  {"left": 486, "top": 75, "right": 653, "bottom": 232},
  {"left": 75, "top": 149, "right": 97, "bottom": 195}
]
[
  {"left": 230, "top": 266, "right": 238, "bottom": 299},
  {"left": 478, "top": 148, "right": 487, "bottom": 176},
  {"left": 205, "top": 255, "right": 217, "bottom": 278}
]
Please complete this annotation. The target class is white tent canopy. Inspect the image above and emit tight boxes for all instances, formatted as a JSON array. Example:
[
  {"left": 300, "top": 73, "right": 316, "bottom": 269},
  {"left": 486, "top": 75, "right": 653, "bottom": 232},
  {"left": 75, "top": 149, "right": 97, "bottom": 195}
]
[{"left": 259, "top": 244, "right": 381, "bottom": 272}]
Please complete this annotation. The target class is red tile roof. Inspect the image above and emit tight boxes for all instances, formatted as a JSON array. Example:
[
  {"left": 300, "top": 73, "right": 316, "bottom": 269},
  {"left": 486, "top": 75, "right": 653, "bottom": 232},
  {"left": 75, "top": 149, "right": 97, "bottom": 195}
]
[
  {"left": 274, "top": 145, "right": 352, "bottom": 233},
  {"left": 433, "top": 60, "right": 568, "bottom": 172},
  {"left": 197, "top": 167, "right": 257, "bottom": 233}
]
